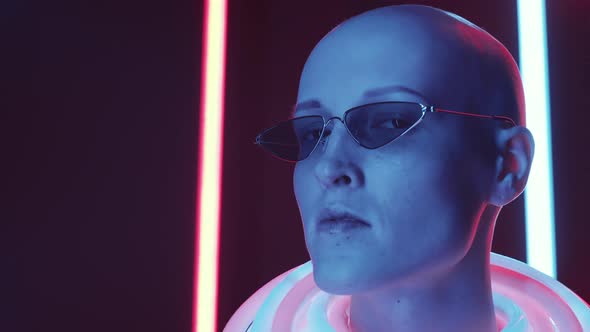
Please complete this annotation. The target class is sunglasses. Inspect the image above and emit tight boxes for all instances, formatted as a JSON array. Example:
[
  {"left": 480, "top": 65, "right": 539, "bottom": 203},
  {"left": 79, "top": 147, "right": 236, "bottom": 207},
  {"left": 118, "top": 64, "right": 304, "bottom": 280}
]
[{"left": 254, "top": 101, "right": 516, "bottom": 162}]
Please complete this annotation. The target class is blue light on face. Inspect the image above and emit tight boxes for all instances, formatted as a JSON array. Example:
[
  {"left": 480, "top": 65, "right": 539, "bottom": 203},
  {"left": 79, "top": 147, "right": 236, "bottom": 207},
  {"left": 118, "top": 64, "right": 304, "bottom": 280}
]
[{"left": 517, "top": 0, "right": 556, "bottom": 278}]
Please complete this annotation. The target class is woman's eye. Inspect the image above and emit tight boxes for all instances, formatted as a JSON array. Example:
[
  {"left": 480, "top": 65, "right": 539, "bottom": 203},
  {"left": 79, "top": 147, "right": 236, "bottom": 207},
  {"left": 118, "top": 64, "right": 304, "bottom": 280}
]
[
  {"left": 303, "top": 128, "right": 323, "bottom": 141},
  {"left": 374, "top": 117, "right": 412, "bottom": 129}
]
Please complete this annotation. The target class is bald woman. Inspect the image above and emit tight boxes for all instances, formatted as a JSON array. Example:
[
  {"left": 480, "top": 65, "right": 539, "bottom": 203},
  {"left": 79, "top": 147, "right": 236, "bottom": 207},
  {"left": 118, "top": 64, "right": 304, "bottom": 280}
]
[{"left": 225, "top": 5, "right": 590, "bottom": 332}]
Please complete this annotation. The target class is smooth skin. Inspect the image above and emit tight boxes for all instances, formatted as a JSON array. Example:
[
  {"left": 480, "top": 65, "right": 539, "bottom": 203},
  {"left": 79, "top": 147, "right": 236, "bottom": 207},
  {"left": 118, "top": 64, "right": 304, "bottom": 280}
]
[{"left": 292, "top": 5, "right": 534, "bottom": 332}]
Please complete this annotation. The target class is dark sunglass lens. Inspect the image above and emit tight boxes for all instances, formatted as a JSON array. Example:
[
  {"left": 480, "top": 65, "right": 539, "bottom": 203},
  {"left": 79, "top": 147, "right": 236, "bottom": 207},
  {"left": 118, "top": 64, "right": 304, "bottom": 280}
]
[
  {"left": 346, "top": 102, "right": 423, "bottom": 148},
  {"left": 257, "top": 116, "right": 325, "bottom": 161}
]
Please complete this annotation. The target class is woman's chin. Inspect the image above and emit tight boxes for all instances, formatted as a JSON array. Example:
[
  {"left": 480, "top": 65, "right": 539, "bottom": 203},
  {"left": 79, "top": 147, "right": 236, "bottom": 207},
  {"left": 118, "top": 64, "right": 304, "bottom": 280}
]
[{"left": 312, "top": 262, "right": 370, "bottom": 295}]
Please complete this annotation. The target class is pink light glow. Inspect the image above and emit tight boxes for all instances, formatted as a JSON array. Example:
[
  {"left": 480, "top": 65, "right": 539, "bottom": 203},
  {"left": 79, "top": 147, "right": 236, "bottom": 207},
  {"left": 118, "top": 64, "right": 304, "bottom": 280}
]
[{"left": 194, "top": 0, "right": 227, "bottom": 331}]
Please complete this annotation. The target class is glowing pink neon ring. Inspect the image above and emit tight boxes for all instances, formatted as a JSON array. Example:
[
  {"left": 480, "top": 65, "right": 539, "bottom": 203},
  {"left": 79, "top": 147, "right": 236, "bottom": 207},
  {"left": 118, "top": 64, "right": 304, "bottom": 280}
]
[{"left": 225, "top": 253, "right": 590, "bottom": 331}]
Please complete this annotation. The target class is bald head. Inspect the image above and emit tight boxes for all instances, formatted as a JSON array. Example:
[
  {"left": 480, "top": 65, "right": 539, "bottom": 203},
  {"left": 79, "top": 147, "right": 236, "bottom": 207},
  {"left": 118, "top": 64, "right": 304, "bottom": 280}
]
[{"left": 297, "top": 4, "right": 525, "bottom": 126}]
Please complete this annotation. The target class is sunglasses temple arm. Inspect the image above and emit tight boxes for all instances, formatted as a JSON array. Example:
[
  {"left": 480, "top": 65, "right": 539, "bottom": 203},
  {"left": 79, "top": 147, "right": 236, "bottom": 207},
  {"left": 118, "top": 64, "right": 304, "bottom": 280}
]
[{"left": 434, "top": 108, "right": 517, "bottom": 126}]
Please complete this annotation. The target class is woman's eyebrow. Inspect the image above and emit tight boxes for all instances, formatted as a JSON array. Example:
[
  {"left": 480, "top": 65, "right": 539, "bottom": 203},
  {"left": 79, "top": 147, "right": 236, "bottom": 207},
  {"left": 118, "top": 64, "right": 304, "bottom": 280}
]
[
  {"left": 363, "top": 85, "right": 428, "bottom": 101},
  {"left": 290, "top": 85, "right": 428, "bottom": 118},
  {"left": 290, "top": 99, "right": 324, "bottom": 118}
]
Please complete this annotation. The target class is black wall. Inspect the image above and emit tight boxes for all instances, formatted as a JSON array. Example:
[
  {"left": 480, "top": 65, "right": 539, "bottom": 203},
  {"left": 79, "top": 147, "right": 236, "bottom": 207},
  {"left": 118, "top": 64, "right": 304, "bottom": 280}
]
[{"left": 8, "top": 0, "right": 201, "bottom": 331}]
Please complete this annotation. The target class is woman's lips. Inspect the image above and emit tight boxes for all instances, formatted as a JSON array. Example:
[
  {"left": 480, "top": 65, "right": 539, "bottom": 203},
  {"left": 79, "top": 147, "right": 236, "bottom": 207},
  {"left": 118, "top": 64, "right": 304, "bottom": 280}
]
[{"left": 317, "top": 217, "right": 371, "bottom": 234}]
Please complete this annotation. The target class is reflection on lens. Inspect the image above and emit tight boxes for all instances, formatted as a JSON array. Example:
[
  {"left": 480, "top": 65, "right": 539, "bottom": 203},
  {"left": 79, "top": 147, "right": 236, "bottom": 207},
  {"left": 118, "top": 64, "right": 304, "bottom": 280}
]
[{"left": 257, "top": 116, "right": 325, "bottom": 161}]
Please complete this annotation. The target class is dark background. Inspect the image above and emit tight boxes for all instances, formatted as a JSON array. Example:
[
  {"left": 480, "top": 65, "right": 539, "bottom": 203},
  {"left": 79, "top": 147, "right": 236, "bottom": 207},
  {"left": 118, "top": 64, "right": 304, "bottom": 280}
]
[{"left": 6, "top": 0, "right": 589, "bottom": 331}]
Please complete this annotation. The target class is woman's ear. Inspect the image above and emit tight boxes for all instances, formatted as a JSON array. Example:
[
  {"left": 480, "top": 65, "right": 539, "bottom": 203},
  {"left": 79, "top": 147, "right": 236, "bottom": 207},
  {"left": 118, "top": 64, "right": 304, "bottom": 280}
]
[{"left": 488, "top": 126, "right": 535, "bottom": 207}]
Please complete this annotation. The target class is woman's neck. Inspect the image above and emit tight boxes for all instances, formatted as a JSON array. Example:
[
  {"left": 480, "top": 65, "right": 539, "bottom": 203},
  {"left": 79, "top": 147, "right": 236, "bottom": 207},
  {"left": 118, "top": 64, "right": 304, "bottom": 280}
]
[
  {"left": 349, "top": 206, "right": 500, "bottom": 332},
  {"left": 350, "top": 253, "right": 496, "bottom": 332}
]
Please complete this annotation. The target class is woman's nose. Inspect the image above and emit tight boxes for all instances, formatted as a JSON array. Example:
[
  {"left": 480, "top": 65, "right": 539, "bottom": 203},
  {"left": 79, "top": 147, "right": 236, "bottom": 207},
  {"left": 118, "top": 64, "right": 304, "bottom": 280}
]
[{"left": 313, "top": 120, "right": 364, "bottom": 189}]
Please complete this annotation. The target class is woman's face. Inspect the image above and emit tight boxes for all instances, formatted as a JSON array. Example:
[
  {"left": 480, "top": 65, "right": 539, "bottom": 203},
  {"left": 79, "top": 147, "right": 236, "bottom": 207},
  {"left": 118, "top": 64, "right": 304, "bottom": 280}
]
[{"left": 292, "top": 18, "right": 493, "bottom": 294}]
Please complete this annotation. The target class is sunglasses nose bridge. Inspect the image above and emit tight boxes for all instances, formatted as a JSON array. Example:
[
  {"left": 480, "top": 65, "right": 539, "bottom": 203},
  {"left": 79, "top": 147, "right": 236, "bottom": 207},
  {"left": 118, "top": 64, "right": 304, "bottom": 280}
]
[
  {"left": 315, "top": 116, "right": 355, "bottom": 150},
  {"left": 320, "top": 116, "right": 346, "bottom": 138},
  {"left": 324, "top": 115, "right": 343, "bottom": 124}
]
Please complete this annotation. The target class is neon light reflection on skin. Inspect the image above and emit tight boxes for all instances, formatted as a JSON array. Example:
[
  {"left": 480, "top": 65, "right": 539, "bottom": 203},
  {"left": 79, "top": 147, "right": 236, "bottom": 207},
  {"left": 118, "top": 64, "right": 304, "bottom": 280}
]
[
  {"left": 194, "top": 0, "right": 227, "bottom": 331},
  {"left": 517, "top": 0, "right": 556, "bottom": 278}
]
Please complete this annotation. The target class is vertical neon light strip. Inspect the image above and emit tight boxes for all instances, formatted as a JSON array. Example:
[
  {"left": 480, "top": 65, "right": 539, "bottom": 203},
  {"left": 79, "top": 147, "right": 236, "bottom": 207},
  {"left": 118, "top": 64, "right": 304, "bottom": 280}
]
[
  {"left": 194, "top": 0, "right": 227, "bottom": 331},
  {"left": 517, "top": 0, "right": 556, "bottom": 277}
]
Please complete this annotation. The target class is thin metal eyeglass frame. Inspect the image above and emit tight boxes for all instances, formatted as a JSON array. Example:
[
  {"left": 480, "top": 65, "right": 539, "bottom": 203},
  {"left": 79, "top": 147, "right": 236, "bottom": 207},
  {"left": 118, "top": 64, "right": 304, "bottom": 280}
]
[{"left": 253, "top": 101, "right": 517, "bottom": 162}]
